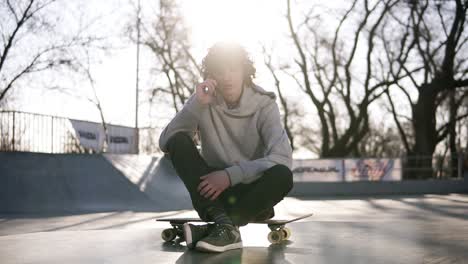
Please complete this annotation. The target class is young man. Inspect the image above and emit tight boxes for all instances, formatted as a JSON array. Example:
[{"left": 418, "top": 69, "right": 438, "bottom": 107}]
[{"left": 158, "top": 42, "right": 293, "bottom": 252}]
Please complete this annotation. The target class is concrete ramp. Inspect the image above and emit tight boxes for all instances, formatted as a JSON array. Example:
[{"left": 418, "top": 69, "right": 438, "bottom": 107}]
[
  {"left": 0, "top": 152, "right": 191, "bottom": 214},
  {"left": 104, "top": 154, "right": 192, "bottom": 211}
]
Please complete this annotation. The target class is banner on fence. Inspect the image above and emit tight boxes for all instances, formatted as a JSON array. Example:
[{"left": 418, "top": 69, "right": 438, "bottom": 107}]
[
  {"left": 69, "top": 119, "right": 137, "bottom": 153},
  {"left": 292, "top": 159, "right": 344, "bottom": 182},
  {"left": 292, "top": 158, "right": 402, "bottom": 182},
  {"left": 344, "top": 159, "right": 402, "bottom": 181}
]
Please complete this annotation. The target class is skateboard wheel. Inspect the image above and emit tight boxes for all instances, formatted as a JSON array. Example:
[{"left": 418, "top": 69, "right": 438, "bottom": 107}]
[
  {"left": 162, "top": 228, "right": 177, "bottom": 242},
  {"left": 268, "top": 230, "right": 284, "bottom": 244},
  {"left": 281, "top": 227, "right": 291, "bottom": 240},
  {"left": 176, "top": 229, "right": 185, "bottom": 242}
]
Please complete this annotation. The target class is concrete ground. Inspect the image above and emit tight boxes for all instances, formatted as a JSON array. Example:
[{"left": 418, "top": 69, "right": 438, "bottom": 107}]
[{"left": 1, "top": 193, "right": 467, "bottom": 264}]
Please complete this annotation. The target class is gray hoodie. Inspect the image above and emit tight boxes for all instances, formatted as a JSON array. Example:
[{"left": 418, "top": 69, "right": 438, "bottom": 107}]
[{"left": 158, "top": 84, "right": 293, "bottom": 186}]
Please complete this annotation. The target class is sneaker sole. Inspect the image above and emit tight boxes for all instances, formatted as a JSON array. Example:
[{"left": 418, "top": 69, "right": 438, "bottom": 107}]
[
  {"left": 183, "top": 223, "right": 194, "bottom": 249},
  {"left": 195, "top": 241, "right": 243, "bottom": 253}
]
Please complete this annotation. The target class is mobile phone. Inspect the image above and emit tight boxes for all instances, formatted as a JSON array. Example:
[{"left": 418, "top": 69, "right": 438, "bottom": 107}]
[{"left": 203, "top": 75, "right": 216, "bottom": 94}]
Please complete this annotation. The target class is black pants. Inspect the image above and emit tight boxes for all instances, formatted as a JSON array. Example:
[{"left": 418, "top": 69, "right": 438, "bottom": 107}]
[{"left": 166, "top": 132, "right": 293, "bottom": 226}]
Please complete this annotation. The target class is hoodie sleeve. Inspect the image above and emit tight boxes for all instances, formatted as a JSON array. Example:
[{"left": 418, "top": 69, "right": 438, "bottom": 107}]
[
  {"left": 158, "top": 94, "right": 208, "bottom": 153},
  {"left": 224, "top": 101, "right": 293, "bottom": 186}
]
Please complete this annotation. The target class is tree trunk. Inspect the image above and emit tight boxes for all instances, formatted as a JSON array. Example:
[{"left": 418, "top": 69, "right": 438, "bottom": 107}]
[
  {"left": 449, "top": 89, "right": 458, "bottom": 178},
  {"left": 410, "top": 82, "right": 438, "bottom": 179}
]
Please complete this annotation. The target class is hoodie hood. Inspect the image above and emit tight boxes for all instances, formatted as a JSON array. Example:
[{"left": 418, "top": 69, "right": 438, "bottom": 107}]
[{"left": 213, "top": 84, "right": 276, "bottom": 118}]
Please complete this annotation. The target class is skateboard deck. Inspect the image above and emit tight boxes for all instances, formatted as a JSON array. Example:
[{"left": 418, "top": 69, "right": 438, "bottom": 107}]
[{"left": 156, "top": 213, "right": 313, "bottom": 244}]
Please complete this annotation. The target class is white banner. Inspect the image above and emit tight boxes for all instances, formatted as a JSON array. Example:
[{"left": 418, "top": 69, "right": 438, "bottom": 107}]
[
  {"left": 292, "top": 159, "right": 344, "bottom": 182},
  {"left": 69, "top": 119, "right": 137, "bottom": 153},
  {"left": 70, "top": 119, "right": 101, "bottom": 151},
  {"left": 344, "top": 158, "right": 402, "bottom": 181}
]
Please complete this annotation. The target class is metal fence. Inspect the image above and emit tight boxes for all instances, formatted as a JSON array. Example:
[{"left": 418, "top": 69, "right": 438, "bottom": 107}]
[
  {"left": 0, "top": 110, "right": 465, "bottom": 179},
  {"left": 0, "top": 111, "right": 138, "bottom": 154},
  {"left": 401, "top": 154, "right": 465, "bottom": 179}
]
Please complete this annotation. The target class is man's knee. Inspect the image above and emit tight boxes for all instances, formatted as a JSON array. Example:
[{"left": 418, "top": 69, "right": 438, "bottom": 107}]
[
  {"left": 167, "top": 132, "right": 193, "bottom": 152},
  {"left": 268, "top": 164, "right": 293, "bottom": 193}
]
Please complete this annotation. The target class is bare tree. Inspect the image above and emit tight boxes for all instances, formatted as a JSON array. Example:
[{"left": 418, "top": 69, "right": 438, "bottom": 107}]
[
  {"left": 445, "top": 88, "right": 468, "bottom": 177},
  {"left": 124, "top": 0, "right": 202, "bottom": 149},
  {"left": 74, "top": 49, "right": 109, "bottom": 153},
  {"left": 126, "top": 0, "right": 199, "bottom": 114},
  {"left": 382, "top": 0, "right": 468, "bottom": 178},
  {"left": 285, "top": 0, "right": 405, "bottom": 157},
  {"left": 356, "top": 119, "right": 407, "bottom": 157},
  {"left": 0, "top": 0, "right": 109, "bottom": 105},
  {"left": 262, "top": 45, "right": 297, "bottom": 151}
]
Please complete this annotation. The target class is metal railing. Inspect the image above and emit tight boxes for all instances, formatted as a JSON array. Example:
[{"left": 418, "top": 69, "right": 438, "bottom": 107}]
[
  {"left": 401, "top": 154, "right": 465, "bottom": 179},
  {"left": 0, "top": 110, "right": 138, "bottom": 154},
  {"left": 0, "top": 110, "right": 466, "bottom": 179}
]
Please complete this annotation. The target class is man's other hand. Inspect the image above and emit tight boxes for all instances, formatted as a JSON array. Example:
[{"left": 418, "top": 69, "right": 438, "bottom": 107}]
[{"left": 197, "top": 170, "right": 231, "bottom": 201}]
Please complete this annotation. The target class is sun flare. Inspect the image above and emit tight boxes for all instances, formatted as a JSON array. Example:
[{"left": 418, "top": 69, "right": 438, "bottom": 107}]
[{"left": 182, "top": 0, "right": 284, "bottom": 49}]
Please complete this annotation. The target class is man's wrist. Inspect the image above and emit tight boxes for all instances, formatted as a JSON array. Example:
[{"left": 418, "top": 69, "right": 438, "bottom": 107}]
[
  {"left": 224, "top": 166, "right": 243, "bottom": 186},
  {"left": 187, "top": 94, "right": 209, "bottom": 117}
]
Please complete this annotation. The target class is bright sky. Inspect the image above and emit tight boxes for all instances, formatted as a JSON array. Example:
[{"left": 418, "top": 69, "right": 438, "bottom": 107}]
[
  {"left": 5, "top": 0, "right": 464, "bottom": 158},
  {"left": 13, "top": 0, "right": 295, "bottom": 127},
  {"left": 7, "top": 0, "right": 382, "bottom": 158},
  {"left": 182, "top": 0, "right": 286, "bottom": 54}
]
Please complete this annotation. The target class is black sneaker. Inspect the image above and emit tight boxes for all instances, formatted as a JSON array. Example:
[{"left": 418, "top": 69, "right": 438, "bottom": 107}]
[
  {"left": 183, "top": 223, "right": 213, "bottom": 249},
  {"left": 195, "top": 224, "right": 242, "bottom": 252}
]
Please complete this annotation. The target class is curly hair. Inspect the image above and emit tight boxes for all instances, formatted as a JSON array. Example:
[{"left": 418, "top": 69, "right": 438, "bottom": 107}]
[{"left": 201, "top": 42, "right": 256, "bottom": 87}]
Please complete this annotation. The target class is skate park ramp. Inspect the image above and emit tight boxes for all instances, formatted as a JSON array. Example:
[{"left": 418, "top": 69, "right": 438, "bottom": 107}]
[
  {"left": 1, "top": 152, "right": 468, "bottom": 263},
  {"left": 0, "top": 152, "right": 191, "bottom": 214},
  {"left": 103, "top": 153, "right": 192, "bottom": 211}
]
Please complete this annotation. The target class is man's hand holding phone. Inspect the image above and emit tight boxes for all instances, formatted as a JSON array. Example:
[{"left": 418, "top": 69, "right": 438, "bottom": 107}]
[{"left": 196, "top": 78, "right": 217, "bottom": 105}]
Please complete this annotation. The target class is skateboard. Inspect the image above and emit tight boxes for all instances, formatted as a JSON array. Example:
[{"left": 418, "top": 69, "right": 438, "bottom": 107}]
[{"left": 156, "top": 213, "right": 313, "bottom": 244}]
